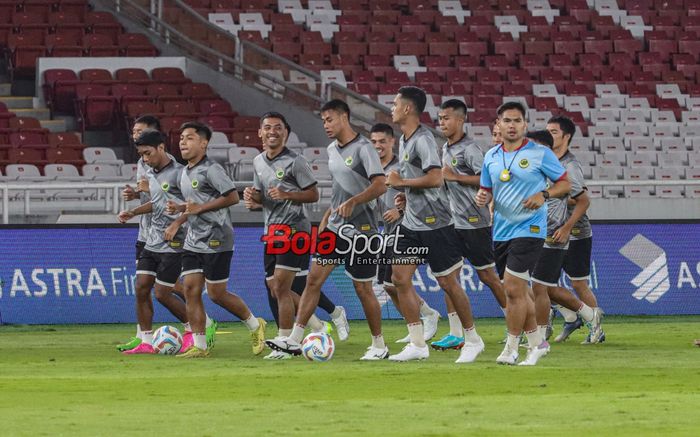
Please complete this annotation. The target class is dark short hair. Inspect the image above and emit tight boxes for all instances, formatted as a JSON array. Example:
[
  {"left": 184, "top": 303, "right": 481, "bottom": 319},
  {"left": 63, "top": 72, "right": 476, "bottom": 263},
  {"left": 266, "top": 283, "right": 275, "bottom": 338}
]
[
  {"left": 370, "top": 123, "right": 394, "bottom": 137},
  {"left": 134, "top": 129, "right": 165, "bottom": 147},
  {"left": 321, "top": 99, "right": 350, "bottom": 116},
  {"left": 134, "top": 115, "right": 161, "bottom": 131},
  {"left": 260, "top": 111, "right": 291, "bottom": 133},
  {"left": 439, "top": 99, "right": 467, "bottom": 116},
  {"left": 527, "top": 130, "right": 554, "bottom": 148},
  {"left": 180, "top": 121, "right": 212, "bottom": 141},
  {"left": 398, "top": 86, "right": 427, "bottom": 114},
  {"left": 497, "top": 101, "right": 527, "bottom": 119},
  {"left": 547, "top": 115, "right": 576, "bottom": 146}
]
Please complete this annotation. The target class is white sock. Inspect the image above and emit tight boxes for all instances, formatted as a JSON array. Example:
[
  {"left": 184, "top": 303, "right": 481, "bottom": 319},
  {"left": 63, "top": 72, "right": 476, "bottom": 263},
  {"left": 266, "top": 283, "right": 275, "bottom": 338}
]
[
  {"left": 290, "top": 323, "right": 305, "bottom": 343},
  {"left": 538, "top": 325, "right": 548, "bottom": 339},
  {"left": 448, "top": 312, "right": 462, "bottom": 337},
  {"left": 193, "top": 332, "right": 207, "bottom": 350},
  {"left": 463, "top": 326, "right": 481, "bottom": 344},
  {"left": 506, "top": 333, "right": 520, "bottom": 351},
  {"left": 243, "top": 315, "right": 260, "bottom": 331},
  {"left": 183, "top": 322, "right": 192, "bottom": 333},
  {"left": 557, "top": 305, "right": 578, "bottom": 323},
  {"left": 308, "top": 314, "right": 324, "bottom": 331},
  {"left": 500, "top": 307, "right": 507, "bottom": 317},
  {"left": 278, "top": 328, "right": 292, "bottom": 338},
  {"left": 525, "top": 328, "right": 543, "bottom": 349},
  {"left": 408, "top": 322, "right": 426, "bottom": 347},
  {"left": 136, "top": 324, "right": 142, "bottom": 339},
  {"left": 372, "top": 334, "right": 386, "bottom": 349},
  {"left": 141, "top": 330, "right": 153, "bottom": 345},
  {"left": 419, "top": 300, "right": 435, "bottom": 317},
  {"left": 330, "top": 306, "right": 342, "bottom": 318},
  {"left": 205, "top": 314, "right": 213, "bottom": 328},
  {"left": 577, "top": 304, "right": 594, "bottom": 322}
]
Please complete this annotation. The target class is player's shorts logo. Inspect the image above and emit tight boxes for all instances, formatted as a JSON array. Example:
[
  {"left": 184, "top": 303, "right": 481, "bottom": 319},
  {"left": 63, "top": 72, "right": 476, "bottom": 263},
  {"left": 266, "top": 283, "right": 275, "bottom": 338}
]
[
  {"left": 161, "top": 182, "right": 170, "bottom": 192},
  {"left": 451, "top": 157, "right": 458, "bottom": 167},
  {"left": 191, "top": 179, "right": 199, "bottom": 189},
  {"left": 275, "top": 168, "right": 285, "bottom": 179},
  {"left": 518, "top": 158, "right": 529, "bottom": 168},
  {"left": 344, "top": 156, "right": 353, "bottom": 166},
  {"left": 468, "top": 216, "right": 479, "bottom": 223}
]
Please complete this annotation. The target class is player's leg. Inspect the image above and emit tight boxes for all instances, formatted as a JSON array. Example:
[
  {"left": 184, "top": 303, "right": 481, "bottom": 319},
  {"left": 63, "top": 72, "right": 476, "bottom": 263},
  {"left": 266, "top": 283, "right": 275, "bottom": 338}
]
[
  {"left": 431, "top": 294, "right": 465, "bottom": 350},
  {"left": 389, "top": 262, "right": 428, "bottom": 361},
  {"left": 548, "top": 286, "right": 603, "bottom": 344},
  {"left": 531, "top": 248, "right": 567, "bottom": 341},
  {"left": 123, "top": 250, "right": 158, "bottom": 354},
  {"left": 118, "top": 241, "right": 148, "bottom": 351},
  {"left": 352, "top": 274, "right": 388, "bottom": 360},
  {"left": 496, "top": 238, "right": 547, "bottom": 365},
  {"left": 178, "top": 252, "right": 209, "bottom": 358},
  {"left": 268, "top": 267, "right": 297, "bottom": 334},
  {"left": 266, "top": 260, "right": 336, "bottom": 355}
]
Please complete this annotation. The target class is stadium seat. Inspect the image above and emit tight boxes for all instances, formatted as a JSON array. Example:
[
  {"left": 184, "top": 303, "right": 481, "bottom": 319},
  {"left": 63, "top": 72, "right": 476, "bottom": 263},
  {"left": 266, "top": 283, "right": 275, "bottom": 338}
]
[
  {"left": 81, "top": 164, "right": 124, "bottom": 181},
  {"left": 83, "top": 147, "right": 124, "bottom": 166}
]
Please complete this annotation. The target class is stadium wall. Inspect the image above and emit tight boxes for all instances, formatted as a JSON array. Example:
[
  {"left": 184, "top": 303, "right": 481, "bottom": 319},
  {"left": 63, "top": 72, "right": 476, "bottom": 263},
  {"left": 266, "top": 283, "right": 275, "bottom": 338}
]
[{"left": 1, "top": 223, "right": 699, "bottom": 325}]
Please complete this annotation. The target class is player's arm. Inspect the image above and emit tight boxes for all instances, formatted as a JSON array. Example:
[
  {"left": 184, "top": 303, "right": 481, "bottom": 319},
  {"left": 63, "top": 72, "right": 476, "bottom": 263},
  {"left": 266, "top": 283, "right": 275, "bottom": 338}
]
[
  {"left": 164, "top": 213, "right": 188, "bottom": 241},
  {"left": 186, "top": 190, "right": 239, "bottom": 215},
  {"left": 319, "top": 207, "right": 332, "bottom": 231},
  {"left": 267, "top": 184, "right": 319, "bottom": 203},
  {"left": 553, "top": 190, "right": 590, "bottom": 243},
  {"left": 337, "top": 175, "right": 386, "bottom": 218},
  {"left": 388, "top": 166, "right": 443, "bottom": 189},
  {"left": 442, "top": 165, "right": 480, "bottom": 186},
  {"left": 243, "top": 186, "right": 263, "bottom": 204},
  {"left": 118, "top": 201, "right": 152, "bottom": 223},
  {"left": 475, "top": 157, "right": 493, "bottom": 208},
  {"left": 523, "top": 176, "right": 570, "bottom": 209}
]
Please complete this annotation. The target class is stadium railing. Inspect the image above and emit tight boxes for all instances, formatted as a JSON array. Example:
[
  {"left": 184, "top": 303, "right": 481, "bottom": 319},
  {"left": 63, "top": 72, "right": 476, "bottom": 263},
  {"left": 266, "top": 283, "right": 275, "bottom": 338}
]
[
  {"left": 1, "top": 179, "right": 698, "bottom": 224},
  {"left": 97, "top": 0, "right": 442, "bottom": 138},
  {"left": 0, "top": 180, "right": 341, "bottom": 224}
]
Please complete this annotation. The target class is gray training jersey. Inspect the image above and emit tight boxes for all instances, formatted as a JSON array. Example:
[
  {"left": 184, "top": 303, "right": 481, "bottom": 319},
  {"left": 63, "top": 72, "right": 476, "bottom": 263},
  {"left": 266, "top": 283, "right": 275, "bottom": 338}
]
[
  {"left": 136, "top": 158, "right": 151, "bottom": 243},
  {"left": 399, "top": 125, "right": 453, "bottom": 231},
  {"left": 442, "top": 136, "right": 491, "bottom": 230},
  {"left": 560, "top": 151, "right": 592, "bottom": 240},
  {"left": 543, "top": 150, "right": 576, "bottom": 250},
  {"left": 253, "top": 147, "right": 317, "bottom": 233},
  {"left": 327, "top": 134, "right": 384, "bottom": 236},
  {"left": 145, "top": 159, "right": 187, "bottom": 253},
  {"left": 378, "top": 156, "right": 403, "bottom": 235},
  {"left": 180, "top": 156, "right": 237, "bottom": 253}
]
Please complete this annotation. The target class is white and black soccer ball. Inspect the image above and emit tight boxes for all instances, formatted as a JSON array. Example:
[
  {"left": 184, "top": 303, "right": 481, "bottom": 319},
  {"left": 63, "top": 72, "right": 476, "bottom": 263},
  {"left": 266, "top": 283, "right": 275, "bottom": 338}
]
[
  {"left": 301, "top": 332, "right": 334, "bottom": 362},
  {"left": 152, "top": 325, "right": 183, "bottom": 355}
]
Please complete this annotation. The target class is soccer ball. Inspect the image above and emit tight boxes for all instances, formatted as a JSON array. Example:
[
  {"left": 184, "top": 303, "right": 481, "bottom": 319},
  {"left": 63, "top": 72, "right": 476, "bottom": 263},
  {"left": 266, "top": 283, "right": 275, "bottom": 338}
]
[
  {"left": 152, "top": 325, "right": 183, "bottom": 355},
  {"left": 301, "top": 332, "right": 335, "bottom": 362}
]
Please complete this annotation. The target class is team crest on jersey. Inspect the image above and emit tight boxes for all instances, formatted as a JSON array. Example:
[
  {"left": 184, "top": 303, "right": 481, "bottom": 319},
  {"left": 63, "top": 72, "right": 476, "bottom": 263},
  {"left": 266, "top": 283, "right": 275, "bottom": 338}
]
[
  {"left": 451, "top": 157, "right": 458, "bottom": 167},
  {"left": 161, "top": 182, "right": 170, "bottom": 192},
  {"left": 344, "top": 156, "right": 353, "bottom": 166},
  {"left": 191, "top": 179, "right": 199, "bottom": 189},
  {"left": 403, "top": 152, "right": 409, "bottom": 161},
  {"left": 518, "top": 158, "right": 529, "bottom": 168},
  {"left": 275, "top": 168, "right": 285, "bottom": 179}
]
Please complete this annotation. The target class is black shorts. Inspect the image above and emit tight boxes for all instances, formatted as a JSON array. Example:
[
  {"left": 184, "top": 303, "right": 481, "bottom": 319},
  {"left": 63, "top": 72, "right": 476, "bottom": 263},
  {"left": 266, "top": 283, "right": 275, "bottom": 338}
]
[
  {"left": 264, "top": 247, "right": 310, "bottom": 279},
  {"left": 135, "top": 240, "right": 146, "bottom": 262},
  {"left": 563, "top": 237, "right": 592, "bottom": 280},
  {"left": 314, "top": 230, "right": 377, "bottom": 282},
  {"left": 455, "top": 227, "right": 496, "bottom": 270},
  {"left": 531, "top": 247, "right": 567, "bottom": 287},
  {"left": 136, "top": 249, "right": 182, "bottom": 287},
  {"left": 377, "top": 244, "right": 394, "bottom": 287},
  {"left": 494, "top": 237, "right": 544, "bottom": 280},
  {"left": 181, "top": 250, "right": 233, "bottom": 283},
  {"left": 394, "top": 225, "right": 463, "bottom": 277}
]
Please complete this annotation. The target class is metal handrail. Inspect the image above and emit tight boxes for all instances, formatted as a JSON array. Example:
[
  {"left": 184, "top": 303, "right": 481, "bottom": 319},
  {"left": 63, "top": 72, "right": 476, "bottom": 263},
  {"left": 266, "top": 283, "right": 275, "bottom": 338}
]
[{"left": 103, "top": 0, "right": 446, "bottom": 140}]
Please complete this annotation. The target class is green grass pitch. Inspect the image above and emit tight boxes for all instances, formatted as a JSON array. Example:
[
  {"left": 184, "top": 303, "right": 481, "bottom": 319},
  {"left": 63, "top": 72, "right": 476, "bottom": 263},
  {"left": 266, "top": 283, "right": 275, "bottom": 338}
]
[{"left": 1, "top": 316, "right": 699, "bottom": 436}]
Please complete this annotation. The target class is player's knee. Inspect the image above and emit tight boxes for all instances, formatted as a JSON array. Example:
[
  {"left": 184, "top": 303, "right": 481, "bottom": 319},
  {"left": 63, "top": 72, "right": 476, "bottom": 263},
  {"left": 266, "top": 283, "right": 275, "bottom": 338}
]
[
  {"left": 153, "top": 287, "right": 170, "bottom": 302},
  {"left": 391, "top": 272, "right": 410, "bottom": 289},
  {"left": 135, "top": 283, "right": 151, "bottom": 300},
  {"left": 436, "top": 274, "right": 461, "bottom": 294}
]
